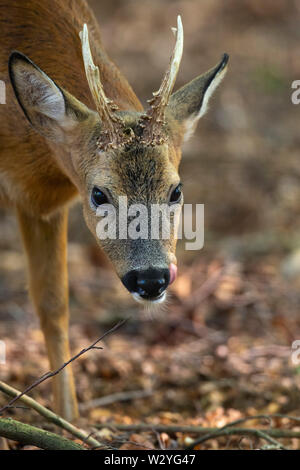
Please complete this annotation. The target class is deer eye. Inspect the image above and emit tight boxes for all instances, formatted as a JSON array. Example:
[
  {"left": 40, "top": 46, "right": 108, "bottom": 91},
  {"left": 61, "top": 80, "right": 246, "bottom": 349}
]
[
  {"left": 91, "top": 187, "right": 109, "bottom": 207},
  {"left": 169, "top": 184, "right": 182, "bottom": 204}
]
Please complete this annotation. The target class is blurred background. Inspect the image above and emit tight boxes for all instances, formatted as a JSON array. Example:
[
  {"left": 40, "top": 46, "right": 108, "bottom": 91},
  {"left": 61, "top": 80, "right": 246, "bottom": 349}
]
[{"left": 1, "top": 0, "right": 300, "bottom": 449}]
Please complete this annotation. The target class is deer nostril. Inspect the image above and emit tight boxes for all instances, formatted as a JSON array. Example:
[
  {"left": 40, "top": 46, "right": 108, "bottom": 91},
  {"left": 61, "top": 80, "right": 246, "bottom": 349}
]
[
  {"left": 136, "top": 272, "right": 168, "bottom": 298},
  {"left": 137, "top": 287, "right": 147, "bottom": 296},
  {"left": 122, "top": 268, "right": 170, "bottom": 299}
]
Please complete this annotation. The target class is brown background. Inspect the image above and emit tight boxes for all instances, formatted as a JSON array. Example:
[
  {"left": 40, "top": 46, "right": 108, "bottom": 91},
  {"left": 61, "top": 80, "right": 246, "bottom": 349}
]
[{"left": 1, "top": 0, "right": 300, "bottom": 449}]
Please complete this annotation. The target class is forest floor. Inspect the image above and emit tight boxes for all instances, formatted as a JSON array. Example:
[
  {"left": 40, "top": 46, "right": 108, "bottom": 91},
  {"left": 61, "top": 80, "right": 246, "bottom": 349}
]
[{"left": 1, "top": 244, "right": 300, "bottom": 450}]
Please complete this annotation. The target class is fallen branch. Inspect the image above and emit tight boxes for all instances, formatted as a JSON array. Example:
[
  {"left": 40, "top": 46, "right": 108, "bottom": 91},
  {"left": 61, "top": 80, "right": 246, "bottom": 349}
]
[
  {"left": 0, "top": 318, "right": 128, "bottom": 416},
  {"left": 96, "top": 421, "right": 300, "bottom": 438},
  {"left": 80, "top": 389, "right": 153, "bottom": 412},
  {"left": 0, "top": 418, "right": 84, "bottom": 450},
  {"left": 186, "top": 427, "right": 287, "bottom": 450},
  {"left": 207, "top": 413, "right": 300, "bottom": 427},
  {"left": 96, "top": 418, "right": 300, "bottom": 450},
  {"left": 185, "top": 413, "right": 300, "bottom": 450},
  {"left": 0, "top": 381, "right": 102, "bottom": 449}
]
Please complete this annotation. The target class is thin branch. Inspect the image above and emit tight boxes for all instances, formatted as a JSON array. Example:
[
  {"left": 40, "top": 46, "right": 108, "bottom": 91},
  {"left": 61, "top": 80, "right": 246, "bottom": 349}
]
[
  {"left": 0, "top": 418, "right": 85, "bottom": 450},
  {"left": 185, "top": 427, "right": 287, "bottom": 450},
  {"left": 79, "top": 389, "right": 153, "bottom": 412},
  {"left": 223, "top": 413, "right": 300, "bottom": 425},
  {"left": 95, "top": 421, "right": 300, "bottom": 437},
  {"left": 0, "top": 318, "right": 129, "bottom": 416},
  {"left": 0, "top": 381, "right": 102, "bottom": 449},
  {"left": 185, "top": 413, "right": 300, "bottom": 450},
  {"left": 96, "top": 420, "right": 300, "bottom": 449}
]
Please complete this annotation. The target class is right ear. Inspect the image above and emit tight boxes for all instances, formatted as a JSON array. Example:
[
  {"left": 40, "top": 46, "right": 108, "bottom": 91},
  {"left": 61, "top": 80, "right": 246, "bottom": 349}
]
[
  {"left": 167, "top": 53, "right": 229, "bottom": 142},
  {"left": 9, "top": 52, "right": 92, "bottom": 142}
]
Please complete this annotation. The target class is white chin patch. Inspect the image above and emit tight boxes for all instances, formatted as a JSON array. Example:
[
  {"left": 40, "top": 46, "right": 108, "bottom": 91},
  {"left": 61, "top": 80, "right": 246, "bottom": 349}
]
[{"left": 132, "top": 292, "right": 167, "bottom": 305}]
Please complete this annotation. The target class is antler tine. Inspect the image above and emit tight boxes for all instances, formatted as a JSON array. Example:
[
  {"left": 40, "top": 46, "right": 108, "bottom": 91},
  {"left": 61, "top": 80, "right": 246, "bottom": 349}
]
[
  {"left": 141, "top": 16, "right": 184, "bottom": 145},
  {"left": 79, "top": 24, "right": 125, "bottom": 150},
  {"left": 152, "top": 15, "right": 183, "bottom": 108}
]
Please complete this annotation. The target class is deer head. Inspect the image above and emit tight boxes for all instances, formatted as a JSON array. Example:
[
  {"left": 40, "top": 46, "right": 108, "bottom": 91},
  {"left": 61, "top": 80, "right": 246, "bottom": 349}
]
[{"left": 9, "top": 17, "right": 228, "bottom": 303}]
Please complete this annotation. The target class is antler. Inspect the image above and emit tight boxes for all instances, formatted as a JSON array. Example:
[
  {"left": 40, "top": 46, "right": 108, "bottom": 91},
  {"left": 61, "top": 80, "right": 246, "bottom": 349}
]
[
  {"left": 79, "top": 24, "right": 127, "bottom": 150},
  {"left": 80, "top": 18, "right": 183, "bottom": 150},
  {"left": 140, "top": 15, "right": 184, "bottom": 146}
]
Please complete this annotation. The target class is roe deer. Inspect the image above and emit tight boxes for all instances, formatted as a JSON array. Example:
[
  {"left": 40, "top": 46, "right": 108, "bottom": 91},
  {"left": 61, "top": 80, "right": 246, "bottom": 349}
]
[{"left": 0, "top": 0, "right": 228, "bottom": 420}]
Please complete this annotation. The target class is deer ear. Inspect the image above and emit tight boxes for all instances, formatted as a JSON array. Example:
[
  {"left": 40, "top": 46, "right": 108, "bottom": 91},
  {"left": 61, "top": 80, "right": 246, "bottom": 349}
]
[
  {"left": 9, "top": 52, "right": 91, "bottom": 142},
  {"left": 167, "top": 54, "right": 229, "bottom": 142}
]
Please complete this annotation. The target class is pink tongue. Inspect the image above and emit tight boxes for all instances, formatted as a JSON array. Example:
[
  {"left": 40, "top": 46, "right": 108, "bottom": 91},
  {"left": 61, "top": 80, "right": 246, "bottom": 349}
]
[{"left": 169, "top": 263, "right": 177, "bottom": 285}]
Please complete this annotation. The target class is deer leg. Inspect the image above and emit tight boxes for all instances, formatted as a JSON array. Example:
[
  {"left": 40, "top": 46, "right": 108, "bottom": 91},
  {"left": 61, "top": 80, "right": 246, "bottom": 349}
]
[{"left": 17, "top": 207, "right": 78, "bottom": 421}]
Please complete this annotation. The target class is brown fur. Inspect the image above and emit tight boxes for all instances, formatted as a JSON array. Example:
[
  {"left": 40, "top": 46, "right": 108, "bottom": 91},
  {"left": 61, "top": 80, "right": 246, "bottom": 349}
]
[
  {"left": 0, "top": 0, "right": 142, "bottom": 214},
  {"left": 0, "top": 0, "right": 228, "bottom": 420}
]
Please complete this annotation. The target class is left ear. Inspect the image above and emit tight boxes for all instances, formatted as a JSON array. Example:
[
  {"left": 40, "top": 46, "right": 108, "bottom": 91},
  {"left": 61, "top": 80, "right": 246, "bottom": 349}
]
[
  {"left": 166, "top": 53, "right": 229, "bottom": 142},
  {"left": 9, "top": 51, "right": 93, "bottom": 142}
]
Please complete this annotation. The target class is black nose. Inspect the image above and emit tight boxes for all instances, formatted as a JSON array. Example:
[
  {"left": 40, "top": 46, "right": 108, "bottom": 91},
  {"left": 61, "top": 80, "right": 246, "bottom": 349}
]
[{"left": 122, "top": 268, "right": 170, "bottom": 299}]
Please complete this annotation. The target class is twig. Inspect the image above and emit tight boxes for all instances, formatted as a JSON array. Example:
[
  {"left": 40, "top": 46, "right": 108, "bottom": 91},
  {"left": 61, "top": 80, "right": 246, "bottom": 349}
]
[
  {"left": 96, "top": 421, "right": 300, "bottom": 437},
  {"left": 0, "top": 418, "right": 84, "bottom": 450},
  {"left": 0, "top": 381, "right": 102, "bottom": 449},
  {"left": 96, "top": 420, "right": 300, "bottom": 449},
  {"left": 0, "top": 318, "right": 128, "bottom": 416},
  {"left": 185, "top": 427, "right": 287, "bottom": 450},
  {"left": 185, "top": 413, "right": 300, "bottom": 450},
  {"left": 206, "top": 413, "right": 300, "bottom": 428},
  {"left": 79, "top": 389, "right": 153, "bottom": 412}
]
